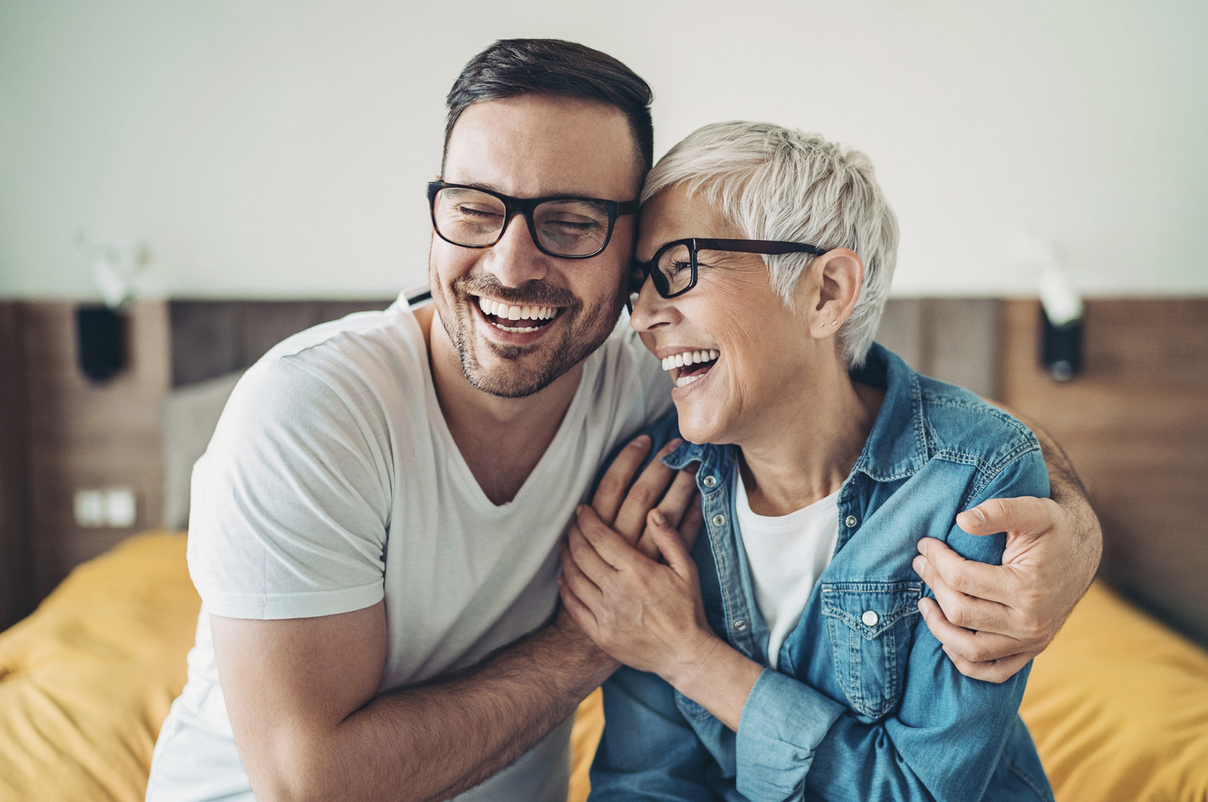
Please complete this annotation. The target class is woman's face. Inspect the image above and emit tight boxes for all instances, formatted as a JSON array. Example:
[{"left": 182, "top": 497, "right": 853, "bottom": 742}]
[{"left": 632, "top": 186, "right": 822, "bottom": 447}]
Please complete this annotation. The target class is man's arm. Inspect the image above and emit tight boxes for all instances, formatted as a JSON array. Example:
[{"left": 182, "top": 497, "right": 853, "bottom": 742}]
[
  {"left": 213, "top": 435, "right": 701, "bottom": 802},
  {"left": 213, "top": 602, "right": 610, "bottom": 802},
  {"left": 913, "top": 417, "right": 1103, "bottom": 683}
]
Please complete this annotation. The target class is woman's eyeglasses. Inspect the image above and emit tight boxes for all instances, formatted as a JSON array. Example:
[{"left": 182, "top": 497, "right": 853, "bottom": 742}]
[{"left": 634, "top": 238, "right": 830, "bottom": 298}]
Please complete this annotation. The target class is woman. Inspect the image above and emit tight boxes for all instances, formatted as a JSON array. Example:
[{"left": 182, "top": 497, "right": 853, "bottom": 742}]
[{"left": 559, "top": 122, "right": 1053, "bottom": 801}]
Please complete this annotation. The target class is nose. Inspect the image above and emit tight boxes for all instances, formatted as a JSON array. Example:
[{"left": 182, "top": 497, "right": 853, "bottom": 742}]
[
  {"left": 482, "top": 212, "right": 549, "bottom": 288},
  {"left": 630, "top": 274, "right": 678, "bottom": 333}
]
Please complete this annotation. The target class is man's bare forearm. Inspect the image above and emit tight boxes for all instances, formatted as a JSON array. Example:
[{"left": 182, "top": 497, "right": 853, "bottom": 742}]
[{"left": 264, "top": 616, "right": 615, "bottom": 802}]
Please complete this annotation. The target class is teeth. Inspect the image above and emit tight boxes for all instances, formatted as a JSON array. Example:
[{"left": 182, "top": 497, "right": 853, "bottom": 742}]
[
  {"left": 476, "top": 297, "right": 557, "bottom": 321},
  {"left": 661, "top": 349, "right": 719, "bottom": 373},
  {"left": 675, "top": 374, "right": 704, "bottom": 388}
]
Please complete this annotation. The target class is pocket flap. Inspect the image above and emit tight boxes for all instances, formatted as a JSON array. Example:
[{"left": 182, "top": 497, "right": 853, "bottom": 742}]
[{"left": 821, "top": 581, "right": 923, "bottom": 640}]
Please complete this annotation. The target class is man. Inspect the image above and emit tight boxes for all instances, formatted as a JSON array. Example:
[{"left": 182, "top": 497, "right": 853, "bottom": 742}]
[{"left": 146, "top": 39, "right": 1100, "bottom": 802}]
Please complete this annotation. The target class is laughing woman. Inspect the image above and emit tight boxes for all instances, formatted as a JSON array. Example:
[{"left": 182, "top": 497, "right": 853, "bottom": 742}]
[{"left": 560, "top": 122, "right": 1054, "bottom": 801}]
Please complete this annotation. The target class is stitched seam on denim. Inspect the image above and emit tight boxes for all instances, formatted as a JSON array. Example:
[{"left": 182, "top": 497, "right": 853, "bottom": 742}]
[
  {"left": 704, "top": 468, "right": 742, "bottom": 653},
  {"left": 920, "top": 392, "right": 1036, "bottom": 438},
  {"left": 1003, "top": 750, "right": 1053, "bottom": 800},
  {"left": 930, "top": 441, "right": 1041, "bottom": 507},
  {"left": 821, "top": 584, "right": 923, "bottom": 636},
  {"left": 911, "top": 370, "right": 928, "bottom": 461},
  {"left": 823, "top": 585, "right": 921, "bottom": 718},
  {"left": 968, "top": 441, "right": 1040, "bottom": 501}
]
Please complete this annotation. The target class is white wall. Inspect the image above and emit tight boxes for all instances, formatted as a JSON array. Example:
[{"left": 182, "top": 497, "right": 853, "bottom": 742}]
[{"left": 1, "top": 0, "right": 1205, "bottom": 300}]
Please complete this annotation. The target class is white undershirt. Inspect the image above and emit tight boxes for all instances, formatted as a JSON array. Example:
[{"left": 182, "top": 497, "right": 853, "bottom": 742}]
[{"left": 734, "top": 471, "right": 839, "bottom": 670}]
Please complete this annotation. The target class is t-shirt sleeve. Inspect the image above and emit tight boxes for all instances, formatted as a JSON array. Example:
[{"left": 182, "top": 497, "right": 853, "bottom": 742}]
[{"left": 187, "top": 356, "right": 392, "bottom": 620}]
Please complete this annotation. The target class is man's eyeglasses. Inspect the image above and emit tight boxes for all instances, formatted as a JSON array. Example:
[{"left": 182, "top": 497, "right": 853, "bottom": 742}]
[
  {"left": 634, "top": 238, "right": 830, "bottom": 298},
  {"left": 427, "top": 181, "right": 638, "bottom": 260}
]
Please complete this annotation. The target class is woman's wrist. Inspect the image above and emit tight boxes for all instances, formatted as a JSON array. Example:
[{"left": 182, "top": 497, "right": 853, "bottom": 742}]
[{"left": 663, "top": 633, "right": 764, "bottom": 732}]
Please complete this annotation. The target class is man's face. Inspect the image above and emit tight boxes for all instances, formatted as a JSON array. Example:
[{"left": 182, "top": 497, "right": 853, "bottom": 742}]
[{"left": 429, "top": 94, "right": 640, "bottom": 398}]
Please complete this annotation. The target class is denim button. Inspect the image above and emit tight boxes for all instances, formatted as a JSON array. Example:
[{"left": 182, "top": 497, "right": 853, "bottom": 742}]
[
  {"left": 703, "top": 475, "right": 717, "bottom": 488},
  {"left": 845, "top": 515, "right": 859, "bottom": 528},
  {"left": 734, "top": 619, "right": 747, "bottom": 631},
  {"left": 861, "top": 610, "right": 879, "bottom": 627},
  {"left": 711, "top": 513, "right": 726, "bottom": 526}
]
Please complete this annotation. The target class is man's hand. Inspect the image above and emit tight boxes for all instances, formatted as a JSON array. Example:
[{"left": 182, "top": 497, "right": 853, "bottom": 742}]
[
  {"left": 913, "top": 493, "right": 1102, "bottom": 683},
  {"left": 586, "top": 435, "right": 703, "bottom": 558}
]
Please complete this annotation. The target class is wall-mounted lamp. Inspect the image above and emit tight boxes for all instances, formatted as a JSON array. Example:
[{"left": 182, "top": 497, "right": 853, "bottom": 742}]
[
  {"left": 73, "top": 233, "right": 148, "bottom": 383},
  {"left": 1039, "top": 266, "right": 1083, "bottom": 382}
]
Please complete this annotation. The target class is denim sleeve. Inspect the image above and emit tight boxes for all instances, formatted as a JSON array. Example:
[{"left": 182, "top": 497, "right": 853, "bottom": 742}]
[
  {"left": 589, "top": 667, "right": 717, "bottom": 800},
  {"left": 736, "top": 448, "right": 1050, "bottom": 802}
]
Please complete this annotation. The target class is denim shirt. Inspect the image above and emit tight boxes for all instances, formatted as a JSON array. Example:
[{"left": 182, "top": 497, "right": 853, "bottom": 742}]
[{"left": 590, "top": 344, "right": 1054, "bottom": 802}]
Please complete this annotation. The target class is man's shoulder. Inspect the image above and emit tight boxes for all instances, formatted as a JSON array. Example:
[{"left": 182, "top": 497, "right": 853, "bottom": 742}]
[
  {"left": 251, "top": 300, "right": 426, "bottom": 394},
  {"left": 221, "top": 299, "right": 434, "bottom": 442}
]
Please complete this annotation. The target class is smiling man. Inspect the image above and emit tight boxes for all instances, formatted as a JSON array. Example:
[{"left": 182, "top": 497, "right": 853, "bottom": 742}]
[{"left": 145, "top": 39, "right": 1101, "bottom": 802}]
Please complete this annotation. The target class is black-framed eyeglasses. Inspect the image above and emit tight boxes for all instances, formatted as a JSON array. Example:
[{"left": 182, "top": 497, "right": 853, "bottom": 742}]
[
  {"left": 427, "top": 181, "right": 638, "bottom": 260},
  {"left": 634, "top": 238, "right": 830, "bottom": 298}
]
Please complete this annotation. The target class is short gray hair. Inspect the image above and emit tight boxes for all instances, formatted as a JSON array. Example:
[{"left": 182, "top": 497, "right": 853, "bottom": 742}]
[{"left": 641, "top": 121, "right": 898, "bottom": 367}]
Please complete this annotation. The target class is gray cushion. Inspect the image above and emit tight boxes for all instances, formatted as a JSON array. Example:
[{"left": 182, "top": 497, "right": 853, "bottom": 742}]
[{"left": 161, "top": 371, "right": 243, "bottom": 530}]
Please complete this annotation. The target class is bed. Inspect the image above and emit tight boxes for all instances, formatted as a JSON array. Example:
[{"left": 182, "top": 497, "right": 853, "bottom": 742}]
[
  {"left": 3, "top": 530, "right": 1206, "bottom": 801},
  {"left": 3, "top": 301, "right": 1207, "bottom": 800}
]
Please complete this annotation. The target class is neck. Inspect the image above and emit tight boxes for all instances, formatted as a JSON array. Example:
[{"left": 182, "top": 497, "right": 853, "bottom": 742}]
[
  {"left": 419, "top": 305, "right": 584, "bottom": 505},
  {"left": 737, "top": 355, "right": 883, "bottom": 517}
]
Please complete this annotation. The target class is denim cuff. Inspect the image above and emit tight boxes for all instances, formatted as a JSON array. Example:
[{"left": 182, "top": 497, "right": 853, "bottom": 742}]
[{"left": 734, "top": 668, "right": 846, "bottom": 799}]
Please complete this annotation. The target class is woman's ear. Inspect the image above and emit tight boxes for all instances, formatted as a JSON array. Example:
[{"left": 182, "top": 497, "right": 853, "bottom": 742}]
[{"left": 807, "top": 248, "right": 863, "bottom": 338}]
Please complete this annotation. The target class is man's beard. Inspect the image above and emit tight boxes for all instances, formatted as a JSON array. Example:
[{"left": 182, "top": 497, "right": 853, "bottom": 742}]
[{"left": 438, "top": 272, "right": 624, "bottom": 399}]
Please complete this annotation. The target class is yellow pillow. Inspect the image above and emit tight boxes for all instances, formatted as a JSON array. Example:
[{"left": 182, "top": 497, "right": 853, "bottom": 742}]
[{"left": 1021, "top": 581, "right": 1208, "bottom": 801}]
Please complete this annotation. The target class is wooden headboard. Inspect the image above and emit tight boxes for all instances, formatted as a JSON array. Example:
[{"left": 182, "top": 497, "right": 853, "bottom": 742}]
[{"left": 2, "top": 296, "right": 1205, "bottom": 649}]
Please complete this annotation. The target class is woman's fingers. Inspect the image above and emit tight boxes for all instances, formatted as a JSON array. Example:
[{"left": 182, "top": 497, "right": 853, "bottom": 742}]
[
  {"left": 557, "top": 573, "right": 597, "bottom": 631},
  {"left": 576, "top": 505, "right": 652, "bottom": 575},
  {"left": 647, "top": 510, "right": 695, "bottom": 579}
]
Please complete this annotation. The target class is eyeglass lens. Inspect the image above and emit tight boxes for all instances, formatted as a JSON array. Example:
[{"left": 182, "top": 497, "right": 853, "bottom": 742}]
[
  {"left": 432, "top": 186, "right": 613, "bottom": 258},
  {"left": 654, "top": 242, "right": 696, "bottom": 296}
]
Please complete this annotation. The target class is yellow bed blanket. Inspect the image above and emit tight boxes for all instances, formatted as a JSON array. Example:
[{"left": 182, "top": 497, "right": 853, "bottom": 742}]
[{"left": 2, "top": 532, "right": 1206, "bottom": 801}]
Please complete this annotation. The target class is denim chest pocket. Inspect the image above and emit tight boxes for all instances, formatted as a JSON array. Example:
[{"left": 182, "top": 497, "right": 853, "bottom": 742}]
[{"left": 821, "top": 581, "right": 923, "bottom": 720}]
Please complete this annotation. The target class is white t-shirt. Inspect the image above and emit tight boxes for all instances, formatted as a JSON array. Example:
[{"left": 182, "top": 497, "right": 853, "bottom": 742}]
[
  {"left": 146, "top": 296, "right": 671, "bottom": 802},
  {"left": 734, "top": 471, "right": 839, "bottom": 670}
]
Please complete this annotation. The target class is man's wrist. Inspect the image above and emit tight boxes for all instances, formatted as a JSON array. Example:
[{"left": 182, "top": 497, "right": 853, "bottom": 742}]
[{"left": 548, "top": 610, "right": 621, "bottom": 685}]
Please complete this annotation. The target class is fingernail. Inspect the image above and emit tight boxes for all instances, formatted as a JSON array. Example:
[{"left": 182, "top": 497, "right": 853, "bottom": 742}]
[
  {"left": 966, "top": 508, "right": 985, "bottom": 526},
  {"left": 912, "top": 555, "right": 925, "bottom": 575},
  {"left": 917, "top": 539, "right": 928, "bottom": 556},
  {"left": 651, "top": 510, "right": 667, "bottom": 526},
  {"left": 631, "top": 435, "right": 651, "bottom": 449},
  {"left": 917, "top": 599, "right": 927, "bottom": 616}
]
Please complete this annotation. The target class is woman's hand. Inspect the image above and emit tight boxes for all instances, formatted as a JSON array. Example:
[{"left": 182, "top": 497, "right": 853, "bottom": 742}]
[
  {"left": 560, "top": 505, "right": 763, "bottom": 731},
  {"left": 560, "top": 505, "right": 716, "bottom": 679}
]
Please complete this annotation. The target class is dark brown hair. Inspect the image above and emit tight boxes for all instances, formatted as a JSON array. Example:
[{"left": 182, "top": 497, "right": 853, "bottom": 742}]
[{"left": 443, "top": 39, "right": 654, "bottom": 182}]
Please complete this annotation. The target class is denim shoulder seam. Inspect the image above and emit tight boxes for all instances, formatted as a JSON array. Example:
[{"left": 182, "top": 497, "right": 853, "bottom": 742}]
[{"left": 933, "top": 440, "right": 1041, "bottom": 509}]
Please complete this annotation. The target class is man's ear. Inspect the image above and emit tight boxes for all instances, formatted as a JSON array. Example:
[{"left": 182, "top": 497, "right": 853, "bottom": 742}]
[{"left": 807, "top": 248, "right": 863, "bottom": 338}]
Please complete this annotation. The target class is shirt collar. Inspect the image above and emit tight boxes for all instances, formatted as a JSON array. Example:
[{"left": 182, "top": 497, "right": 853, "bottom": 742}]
[{"left": 660, "top": 342, "right": 929, "bottom": 484}]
